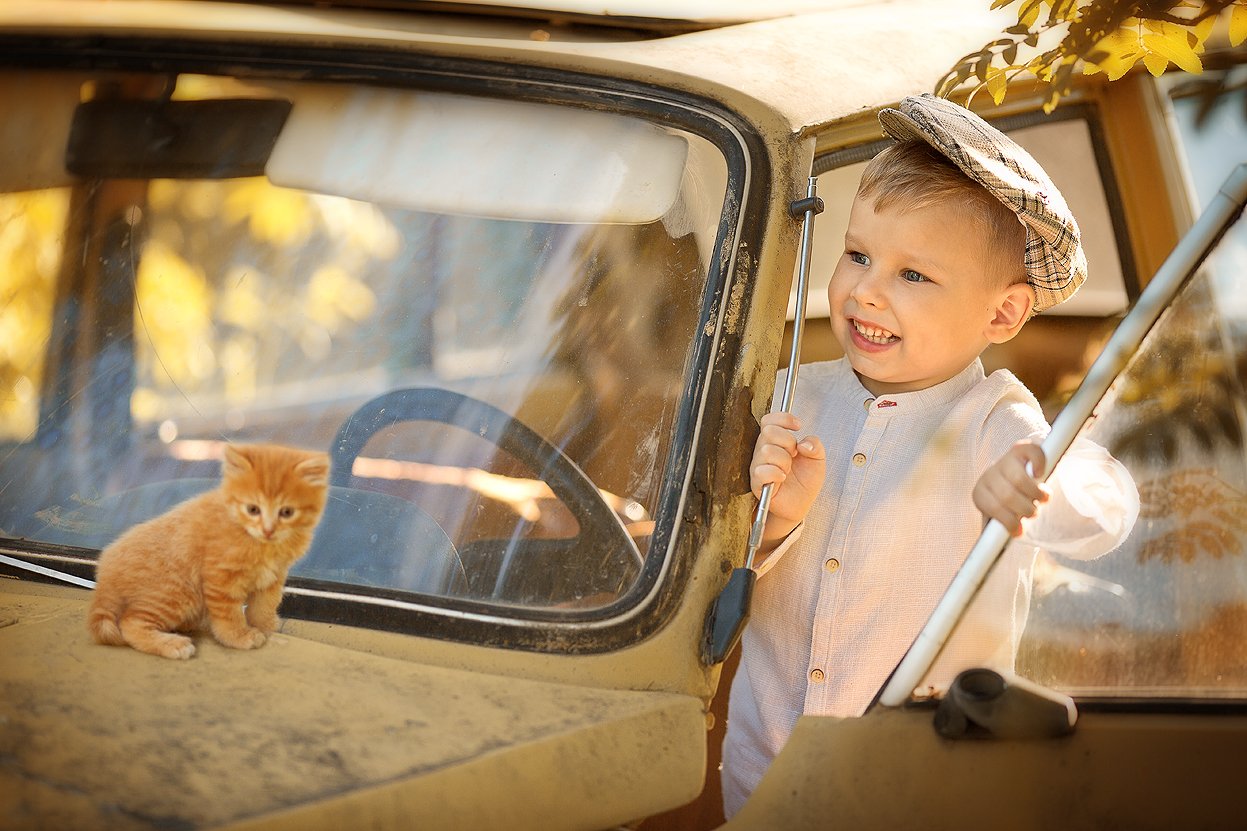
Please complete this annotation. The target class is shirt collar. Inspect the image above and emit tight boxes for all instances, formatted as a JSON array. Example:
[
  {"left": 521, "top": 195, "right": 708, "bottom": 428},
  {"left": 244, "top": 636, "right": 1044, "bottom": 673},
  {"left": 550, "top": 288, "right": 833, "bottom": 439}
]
[{"left": 846, "top": 359, "right": 986, "bottom": 414}]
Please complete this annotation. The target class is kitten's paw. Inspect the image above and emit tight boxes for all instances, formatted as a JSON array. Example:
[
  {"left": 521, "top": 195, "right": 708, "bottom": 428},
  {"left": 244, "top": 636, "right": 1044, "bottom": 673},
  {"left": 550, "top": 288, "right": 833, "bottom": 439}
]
[
  {"left": 250, "top": 614, "right": 281, "bottom": 635},
  {"left": 156, "top": 635, "right": 196, "bottom": 660},
  {"left": 216, "top": 627, "right": 268, "bottom": 650}
]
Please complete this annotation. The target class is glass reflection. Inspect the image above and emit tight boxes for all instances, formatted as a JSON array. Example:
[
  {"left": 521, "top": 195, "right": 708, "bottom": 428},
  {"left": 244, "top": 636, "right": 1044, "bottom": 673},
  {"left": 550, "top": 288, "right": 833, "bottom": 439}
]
[
  {"left": 1019, "top": 251, "right": 1247, "bottom": 695},
  {"left": 0, "top": 69, "right": 730, "bottom": 614}
]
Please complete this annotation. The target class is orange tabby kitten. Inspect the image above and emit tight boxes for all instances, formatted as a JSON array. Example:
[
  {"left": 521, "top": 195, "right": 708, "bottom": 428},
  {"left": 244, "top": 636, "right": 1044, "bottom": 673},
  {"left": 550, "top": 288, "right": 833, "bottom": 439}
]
[{"left": 87, "top": 443, "right": 330, "bottom": 659}]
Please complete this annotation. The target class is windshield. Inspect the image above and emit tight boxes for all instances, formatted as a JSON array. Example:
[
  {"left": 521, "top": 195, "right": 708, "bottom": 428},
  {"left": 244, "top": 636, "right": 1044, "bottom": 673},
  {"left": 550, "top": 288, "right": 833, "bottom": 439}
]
[{"left": 0, "top": 69, "right": 733, "bottom": 622}]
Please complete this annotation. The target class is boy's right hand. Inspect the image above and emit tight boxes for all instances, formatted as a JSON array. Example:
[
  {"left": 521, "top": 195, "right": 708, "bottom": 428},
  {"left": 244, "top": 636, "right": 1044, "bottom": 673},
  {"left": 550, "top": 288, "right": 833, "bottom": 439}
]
[{"left": 750, "top": 412, "right": 825, "bottom": 548}]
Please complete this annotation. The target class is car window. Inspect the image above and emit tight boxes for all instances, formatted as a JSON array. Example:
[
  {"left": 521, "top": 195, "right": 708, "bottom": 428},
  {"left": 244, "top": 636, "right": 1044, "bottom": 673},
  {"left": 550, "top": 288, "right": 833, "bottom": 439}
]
[
  {"left": 0, "top": 68, "right": 734, "bottom": 626},
  {"left": 1018, "top": 231, "right": 1245, "bottom": 698},
  {"left": 1009, "top": 81, "right": 1247, "bottom": 699},
  {"left": 914, "top": 150, "right": 1247, "bottom": 703}
]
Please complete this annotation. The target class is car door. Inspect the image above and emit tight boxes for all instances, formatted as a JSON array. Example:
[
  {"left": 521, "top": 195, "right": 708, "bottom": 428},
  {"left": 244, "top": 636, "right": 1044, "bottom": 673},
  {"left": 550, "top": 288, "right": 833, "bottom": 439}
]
[{"left": 726, "top": 120, "right": 1247, "bottom": 830}]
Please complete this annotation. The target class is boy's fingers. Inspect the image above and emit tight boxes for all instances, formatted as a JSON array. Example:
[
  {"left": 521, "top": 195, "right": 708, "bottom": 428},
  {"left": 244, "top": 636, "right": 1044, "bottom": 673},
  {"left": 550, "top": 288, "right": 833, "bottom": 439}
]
[
  {"left": 1001, "top": 449, "right": 1046, "bottom": 501},
  {"left": 754, "top": 443, "right": 795, "bottom": 470},
  {"left": 983, "top": 504, "right": 1023, "bottom": 536},
  {"left": 981, "top": 477, "right": 1039, "bottom": 527},
  {"left": 796, "top": 435, "right": 826, "bottom": 460},
  {"left": 1004, "top": 470, "right": 1045, "bottom": 502},
  {"left": 751, "top": 445, "right": 794, "bottom": 490},
  {"left": 1000, "top": 472, "right": 1041, "bottom": 514},
  {"left": 760, "top": 412, "right": 801, "bottom": 431},
  {"left": 759, "top": 424, "right": 799, "bottom": 454},
  {"left": 1012, "top": 442, "right": 1047, "bottom": 479},
  {"left": 750, "top": 464, "right": 786, "bottom": 496}
]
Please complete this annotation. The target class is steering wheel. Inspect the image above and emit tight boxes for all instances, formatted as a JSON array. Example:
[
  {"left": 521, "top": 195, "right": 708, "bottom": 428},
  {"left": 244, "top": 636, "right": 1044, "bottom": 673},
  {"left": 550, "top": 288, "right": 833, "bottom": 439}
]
[{"left": 330, "top": 387, "right": 641, "bottom": 603}]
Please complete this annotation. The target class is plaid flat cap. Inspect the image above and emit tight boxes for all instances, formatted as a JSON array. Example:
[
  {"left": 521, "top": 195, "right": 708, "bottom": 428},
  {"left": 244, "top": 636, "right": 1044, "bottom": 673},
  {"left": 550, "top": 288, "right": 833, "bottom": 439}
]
[{"left": 877, "top": 94, "right": 1086, "bottom": 313}]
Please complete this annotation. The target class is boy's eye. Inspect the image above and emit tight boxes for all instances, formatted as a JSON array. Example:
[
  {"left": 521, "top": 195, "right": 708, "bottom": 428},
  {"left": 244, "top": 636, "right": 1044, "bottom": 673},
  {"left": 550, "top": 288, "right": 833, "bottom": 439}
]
[
  {"left": 901, "top": 269, "right": 928, "bottom": 283},
  {"left": 245, "top": 504, "right": 261, "bottom": 516},
  {"left": 278, "top": 507, "right": 295, "bottom": 519},
  {"left": 847, "top": 251, "right": 869, "bottom": 266}
]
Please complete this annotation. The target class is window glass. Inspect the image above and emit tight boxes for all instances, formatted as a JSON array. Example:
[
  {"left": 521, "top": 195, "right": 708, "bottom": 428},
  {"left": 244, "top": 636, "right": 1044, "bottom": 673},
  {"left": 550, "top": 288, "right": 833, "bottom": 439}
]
[
  {"left": 904, "top": 220, "right": 1245, "bottom": 702},
  {"left": 1009, "top": 79, "right": 1247, "bottom": 697},
  {"left": 0, "top": 69, "right": 731, "bottom": 618},
  {"left": 1017, "top": 247, "right": 1247, "bottom": 696},
  {"left": 0, "top": 189, "right": 67, "bottom": 441}
]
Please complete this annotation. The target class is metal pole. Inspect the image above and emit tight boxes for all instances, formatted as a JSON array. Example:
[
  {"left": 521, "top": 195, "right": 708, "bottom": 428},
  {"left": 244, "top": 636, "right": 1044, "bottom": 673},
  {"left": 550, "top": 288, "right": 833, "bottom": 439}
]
[
  {"left": 702, "top": 176, "right": 823, "bottom": 665},
  {"left": 745, "top": 176, "right": 822, "bottom": 570}
]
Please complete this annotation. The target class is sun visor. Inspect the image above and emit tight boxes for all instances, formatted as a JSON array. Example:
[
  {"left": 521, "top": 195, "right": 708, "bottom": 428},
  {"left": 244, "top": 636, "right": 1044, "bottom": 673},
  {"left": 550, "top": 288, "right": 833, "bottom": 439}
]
[
  {"left": 0, "top": 73, "right": 85, "bottom": 192},
  {"left": 265, "top": 83, "right": 689, "bottom": 225}
]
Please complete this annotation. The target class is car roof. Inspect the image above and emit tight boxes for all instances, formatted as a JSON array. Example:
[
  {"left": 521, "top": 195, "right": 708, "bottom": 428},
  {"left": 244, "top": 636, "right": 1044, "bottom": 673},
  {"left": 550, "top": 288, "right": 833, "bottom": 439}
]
[
  {"left": 0, "top": 0, "right": 1011, "bottom": 137},
  {"left": 244, "top": 0, "right": 871, "bottom": 28}
]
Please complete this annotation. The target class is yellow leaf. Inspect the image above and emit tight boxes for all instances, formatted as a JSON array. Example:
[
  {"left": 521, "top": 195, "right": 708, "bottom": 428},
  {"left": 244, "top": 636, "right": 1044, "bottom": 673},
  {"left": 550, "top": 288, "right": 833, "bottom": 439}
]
[
  {"left": 1019, "top": 0, "right": 1043, "bottom": 27},
  {"left": 1142, "top": 19, "right": 1203, "bottom": 49},
  {"left": 1090, "top": 27, "right": 1143, "bottom": 81},
  {"left": 1142, "top": 18, "right": 1191, "bottom": 37},
  {"left": 1094, "top": 24, "right": 1142, "bottom": 56},
  {"left": 1232, "top": 4, "right": 1247, "bottom": 48},
  {"left": 985, "top": 66, "right": 1009, "bottom": 104},
  {"left": 1051, "top": 0, "right": 1079, "bottom": 22},
  {"left": 1193, "top": 13, "right": 1216, "bottom": 44},
  {"left": 1142, "top": 51, "right": 1170, "bottom": 77},
  {"left": 1142, "top": 31, "right": 1204, "bottom": 74},
  {"left": 1094, "top": 46, "right": 1143, "bottom": 81}
]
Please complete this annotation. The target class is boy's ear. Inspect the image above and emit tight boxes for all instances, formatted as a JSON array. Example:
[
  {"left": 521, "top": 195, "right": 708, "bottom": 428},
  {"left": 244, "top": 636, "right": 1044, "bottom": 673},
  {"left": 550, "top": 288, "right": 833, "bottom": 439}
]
[{"left": 985, "top": 282, "right": 1035, "bottom": 344}]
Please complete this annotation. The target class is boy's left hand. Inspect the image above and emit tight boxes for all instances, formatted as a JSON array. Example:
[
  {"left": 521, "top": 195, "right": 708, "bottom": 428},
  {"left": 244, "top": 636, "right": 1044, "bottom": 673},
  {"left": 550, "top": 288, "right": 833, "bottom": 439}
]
[{"left": 973, "top": 440, "right": 1049, "bottom": 537}]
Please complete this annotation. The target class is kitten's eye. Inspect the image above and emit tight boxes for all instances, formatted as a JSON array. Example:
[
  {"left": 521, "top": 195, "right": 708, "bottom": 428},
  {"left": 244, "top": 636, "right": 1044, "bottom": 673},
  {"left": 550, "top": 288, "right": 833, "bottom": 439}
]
[
  {"left": 278, "top": 507, "right": 295, "bottom": 519},
  {"left": 245, "top": 504, "right": 261, "bottom": 516}
]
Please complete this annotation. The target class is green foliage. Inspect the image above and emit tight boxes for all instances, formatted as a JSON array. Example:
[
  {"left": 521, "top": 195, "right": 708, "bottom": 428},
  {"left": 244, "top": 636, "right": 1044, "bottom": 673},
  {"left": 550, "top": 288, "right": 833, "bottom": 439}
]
[{"left": 939, "top": 1, "right": 1247, "bottom": 110}]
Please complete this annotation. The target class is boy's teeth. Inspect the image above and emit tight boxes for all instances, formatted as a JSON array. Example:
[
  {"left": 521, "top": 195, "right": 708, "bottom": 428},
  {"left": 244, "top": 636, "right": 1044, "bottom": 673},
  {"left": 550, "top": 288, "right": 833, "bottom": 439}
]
[{"left": 853, "top": 320, "right": 897, "bottom": 343}]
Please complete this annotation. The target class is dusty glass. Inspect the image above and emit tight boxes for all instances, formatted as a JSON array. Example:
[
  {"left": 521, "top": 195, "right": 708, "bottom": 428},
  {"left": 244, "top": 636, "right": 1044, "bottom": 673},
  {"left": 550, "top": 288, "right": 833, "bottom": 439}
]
[{"left": 0, "top": 69, "right": 731, "bottom": 615}]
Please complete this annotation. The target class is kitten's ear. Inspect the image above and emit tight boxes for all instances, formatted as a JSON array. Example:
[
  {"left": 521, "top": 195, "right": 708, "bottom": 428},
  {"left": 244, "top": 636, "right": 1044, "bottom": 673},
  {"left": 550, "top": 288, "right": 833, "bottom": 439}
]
[
  {"left": 222, "top": 445, "right": 254, "bottom": 477},
  {"left": 295, "top": 453, "right": 330, "bottom": 487}
]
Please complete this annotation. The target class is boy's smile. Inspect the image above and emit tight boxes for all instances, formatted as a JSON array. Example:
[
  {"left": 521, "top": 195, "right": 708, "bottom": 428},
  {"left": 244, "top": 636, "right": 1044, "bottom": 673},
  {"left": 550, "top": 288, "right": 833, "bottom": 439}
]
[
  {"left": 848, "top": 318, "right": 899, "bottom": 349},
  {"left": 827, "top": 192, "right": 1031, "bottom": 396}
]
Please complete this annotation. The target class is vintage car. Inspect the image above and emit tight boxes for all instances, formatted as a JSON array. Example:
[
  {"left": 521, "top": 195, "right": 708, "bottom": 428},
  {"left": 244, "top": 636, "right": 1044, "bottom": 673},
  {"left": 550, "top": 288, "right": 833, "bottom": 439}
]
[{"left": 0, "top": 1, "right": 1244, "bottom": 829}]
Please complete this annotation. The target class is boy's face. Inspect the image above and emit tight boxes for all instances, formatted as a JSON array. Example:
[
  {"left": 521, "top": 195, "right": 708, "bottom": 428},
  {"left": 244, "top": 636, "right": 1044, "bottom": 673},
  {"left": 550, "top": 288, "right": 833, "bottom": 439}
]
[{"left": 827, "top": 192, "right": 1025, "bottom": 397}]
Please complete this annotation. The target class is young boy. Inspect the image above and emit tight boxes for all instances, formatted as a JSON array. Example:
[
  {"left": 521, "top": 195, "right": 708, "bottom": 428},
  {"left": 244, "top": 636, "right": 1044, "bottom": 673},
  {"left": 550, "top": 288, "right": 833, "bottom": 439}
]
[{"left": 720, "top": 94, "right": 1138, "bottom": 816}]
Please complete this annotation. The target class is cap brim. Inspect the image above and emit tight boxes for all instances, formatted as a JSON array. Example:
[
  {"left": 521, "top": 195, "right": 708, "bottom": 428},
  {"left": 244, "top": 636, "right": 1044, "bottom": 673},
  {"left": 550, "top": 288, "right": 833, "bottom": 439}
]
[{"left": 878, "top": 107, "right": 927, "bottom": 146}]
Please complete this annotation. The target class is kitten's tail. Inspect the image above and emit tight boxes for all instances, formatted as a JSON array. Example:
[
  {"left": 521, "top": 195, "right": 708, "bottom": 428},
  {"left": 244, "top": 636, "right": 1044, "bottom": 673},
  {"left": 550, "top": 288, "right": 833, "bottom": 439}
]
[{"left": 86, "top": 600, "right": 126, "bottom": 646}]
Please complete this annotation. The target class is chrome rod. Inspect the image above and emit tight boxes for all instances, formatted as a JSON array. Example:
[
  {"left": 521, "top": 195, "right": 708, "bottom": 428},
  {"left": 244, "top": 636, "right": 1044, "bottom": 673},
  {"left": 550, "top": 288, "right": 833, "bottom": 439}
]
[
  {"left": 745, "top": 176, "right": 822, "bottom": 570},
  {"left": 878, "top": 163, "right": 1247, "bottom": 708}
]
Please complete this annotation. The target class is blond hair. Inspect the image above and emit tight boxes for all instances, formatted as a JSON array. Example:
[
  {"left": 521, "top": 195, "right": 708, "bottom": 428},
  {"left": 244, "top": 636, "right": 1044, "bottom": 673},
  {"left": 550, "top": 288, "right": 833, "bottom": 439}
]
[{"left": 857, "top": 140, "right": 1027, "bottom": 288}]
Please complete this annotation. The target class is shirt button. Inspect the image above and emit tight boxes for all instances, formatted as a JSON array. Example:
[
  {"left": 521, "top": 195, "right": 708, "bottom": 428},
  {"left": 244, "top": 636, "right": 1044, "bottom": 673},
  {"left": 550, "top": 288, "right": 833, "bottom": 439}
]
[
  {"left": 809, "top": 668, "right": 825, "bottom": 683},
  {"left": 824, "top": 557, "right": 841, "bottom": 574},
  {"left": 852, "top": 452, "right": 867, "bottom": 466},
  {"left": 863, "top": 398, "right": 875, "bottom": 411}
]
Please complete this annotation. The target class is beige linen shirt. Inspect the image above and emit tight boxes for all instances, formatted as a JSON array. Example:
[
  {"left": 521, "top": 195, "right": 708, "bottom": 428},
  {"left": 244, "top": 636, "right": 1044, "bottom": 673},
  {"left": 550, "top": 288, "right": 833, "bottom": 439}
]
[{"left": 720, "top": 358, "right": 1137, "bottom": 817}]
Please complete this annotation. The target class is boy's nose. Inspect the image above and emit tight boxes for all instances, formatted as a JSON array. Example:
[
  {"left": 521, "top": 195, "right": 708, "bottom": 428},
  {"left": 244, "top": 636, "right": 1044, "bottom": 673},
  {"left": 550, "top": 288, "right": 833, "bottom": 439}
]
[{"left": 848, "top": 267, "right": 888, "bottom": 308}]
